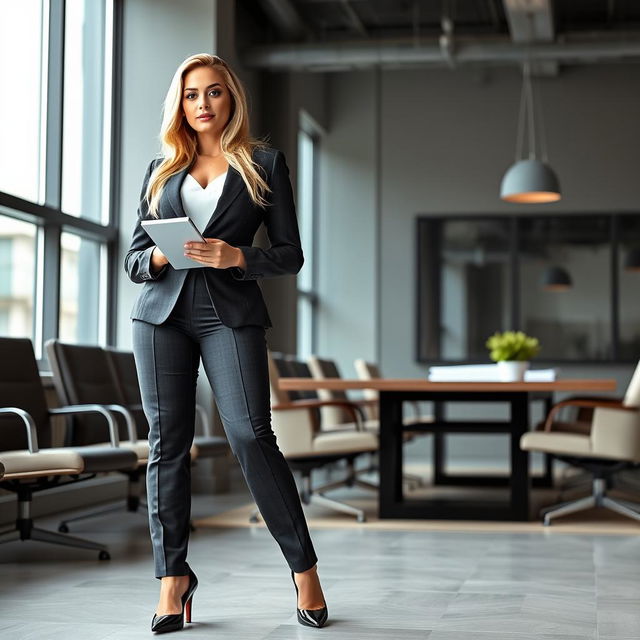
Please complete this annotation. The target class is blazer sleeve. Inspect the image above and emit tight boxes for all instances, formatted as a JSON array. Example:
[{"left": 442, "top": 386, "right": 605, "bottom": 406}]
[
  {"left": 123, "top": 158, "right": 169, "bottom": 284},
  {"left": 229, "top": 149, "right": 304, "bottom": 281}
]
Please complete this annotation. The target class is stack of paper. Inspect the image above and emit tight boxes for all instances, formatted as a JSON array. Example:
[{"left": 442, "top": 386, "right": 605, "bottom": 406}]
[{"left": 428, "top": 364, "right": 558, "bottom": 382}]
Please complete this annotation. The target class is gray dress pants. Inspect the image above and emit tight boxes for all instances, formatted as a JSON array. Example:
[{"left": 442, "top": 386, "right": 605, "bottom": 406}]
[{"left": 132, "top": 269, "right": 318, "bottom": 578}]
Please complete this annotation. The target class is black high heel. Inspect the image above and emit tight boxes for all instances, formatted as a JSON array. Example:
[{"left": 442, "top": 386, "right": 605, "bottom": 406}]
[
  {"left": 291, "top": 568, "right": 328, "bottom": 628},
  {"left": 151, "top": 562, "right": 198, "bottom": 634}
]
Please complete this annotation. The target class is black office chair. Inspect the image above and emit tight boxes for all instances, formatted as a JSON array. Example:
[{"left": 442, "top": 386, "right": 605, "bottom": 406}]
[
  {"left": 46, "top": 340, "right": 231, "bottom": 533},
  {"left": 0, "top": 337, "right": 138, "bottom": 559},
  {"left": 45, "top": 339, "right": 158, "bottom": 532},
  {"left": 307, "top": 355, "right": 425, "bottom": 489}
]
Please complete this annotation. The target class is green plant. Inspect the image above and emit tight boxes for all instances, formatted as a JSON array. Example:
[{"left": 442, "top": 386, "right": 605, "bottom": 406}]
[{"left": 486, "top": 331, "right": 540, "bottom": 362}]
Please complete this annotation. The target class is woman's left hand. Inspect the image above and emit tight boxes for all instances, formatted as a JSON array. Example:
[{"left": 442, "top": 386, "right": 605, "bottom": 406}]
[{"left": 184, "top": 238, "right": 246, "bottom": 270}]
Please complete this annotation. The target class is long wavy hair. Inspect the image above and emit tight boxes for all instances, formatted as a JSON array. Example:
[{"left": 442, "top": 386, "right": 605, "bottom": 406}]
[{"left": 145, "top": 53, "right": 271, "bottom": 218}]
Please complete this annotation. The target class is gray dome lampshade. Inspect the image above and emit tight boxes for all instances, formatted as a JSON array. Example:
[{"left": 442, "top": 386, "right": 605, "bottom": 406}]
[
  {"left": 542, "top": 266, "right": 572, "bottom": 291},
  {"left": 500, "top": 159, "right": 561, "bottom": 203},
  {"left": 624, "top": 248, "right": 640, "bottom": 271}
]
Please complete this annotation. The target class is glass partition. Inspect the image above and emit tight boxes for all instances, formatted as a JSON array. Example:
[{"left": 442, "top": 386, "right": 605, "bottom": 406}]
[
  {"left": 618, "top": 216, "right": 640, "bottom": 360},
  {"left": 519, "top": 216, "right": 611, "bottom": 361},
  {"left": 440, "top": 219, "right": 512, "bottom": 360},
  {"left": 417, "top": 213, "right": 632, "bottom": 363}
]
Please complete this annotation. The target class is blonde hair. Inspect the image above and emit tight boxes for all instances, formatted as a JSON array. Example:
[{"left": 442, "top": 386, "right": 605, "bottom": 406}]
[{"left": 145, "top": 53, "right": 271, "bottom": 218}]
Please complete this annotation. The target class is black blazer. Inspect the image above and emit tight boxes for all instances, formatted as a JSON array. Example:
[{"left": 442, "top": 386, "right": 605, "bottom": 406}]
[{"left": 124, "top": 147, "right": 303, "bottom": 328}]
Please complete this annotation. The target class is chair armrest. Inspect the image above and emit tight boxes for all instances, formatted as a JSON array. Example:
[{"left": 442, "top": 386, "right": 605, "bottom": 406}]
[
  {"left": 544, "top": 398, "right": 635, "bottom": 432},
  {"left": 553, "top": 395, "right": 627, "bottom": 424},
  {"left": 293, "top": 399, "right": 367, "bottom": 431},
  {"left": 105, "top": 404, "right": 138, "bottom": 443},
  {"left": 352, "top": 398, "right": 378, "bottom": 408},
  {"left": 195, "top": 404, "right": 212, "bottom": 437},
  {"left": 274, "top": 399, "right": 366, "bottom": 430},
  {"left": 561, "top": 395, "right": 625, "bottom": 402},
  {"left": 49, "top": 404, "right": 127, "bottom": 447},
  {"left": 0, "top": 407, "right": 40, "bottom": 453}
]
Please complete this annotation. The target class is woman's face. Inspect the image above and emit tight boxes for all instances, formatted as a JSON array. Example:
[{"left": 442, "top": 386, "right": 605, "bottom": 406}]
[{"left": 181, "top": 65, "right": 232, "bottom": 136}]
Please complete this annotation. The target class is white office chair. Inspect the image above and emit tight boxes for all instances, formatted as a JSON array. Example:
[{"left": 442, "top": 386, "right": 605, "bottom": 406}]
[
  {"left": 353, "top": 358, "right": 434, "bottom": 488},
  {"left": 521, "top": 360, "right": 640, "bottom": 525},
  {"left": 307, "top": 355, "right": 428, "bottom": 489},
  {"left": 353, "top": 358, "right": 434, "bottom": 426},
  {"left": 248, "top": 351, "right": 379, "bottom": 523}
]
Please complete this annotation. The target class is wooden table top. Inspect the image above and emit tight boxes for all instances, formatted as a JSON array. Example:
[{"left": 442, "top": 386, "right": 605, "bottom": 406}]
[{"left": 277, "top": 378, "right": 618, "bottom": 393}]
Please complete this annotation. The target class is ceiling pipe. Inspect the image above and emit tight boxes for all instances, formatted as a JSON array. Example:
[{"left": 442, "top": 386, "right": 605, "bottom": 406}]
[{"left": 240, "top": 35, "right": 640, "bottom": 71}]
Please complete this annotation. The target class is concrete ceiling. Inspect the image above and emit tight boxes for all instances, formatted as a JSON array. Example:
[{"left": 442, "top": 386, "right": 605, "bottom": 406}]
[{"left": 241, "top": 0, "right": 640, "bottom": 71}]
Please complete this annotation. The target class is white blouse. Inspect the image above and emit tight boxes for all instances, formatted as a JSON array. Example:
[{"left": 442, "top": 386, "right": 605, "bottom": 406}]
[{"left": 180, "top": 171, "right": 228, "bottom": 234}]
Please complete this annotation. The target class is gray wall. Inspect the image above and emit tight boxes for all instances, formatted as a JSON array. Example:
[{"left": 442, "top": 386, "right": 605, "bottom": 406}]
[
  {"left": 318, "top": 64, "right": 640, "bottom": 464},
  {"left": 316, "top": 71, "right": 377, "bottom": 366}
]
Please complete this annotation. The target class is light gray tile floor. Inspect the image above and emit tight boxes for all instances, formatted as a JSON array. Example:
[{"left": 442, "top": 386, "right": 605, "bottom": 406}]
[{"left": 0, "top": 465, "right": 639, "bottom": 639}]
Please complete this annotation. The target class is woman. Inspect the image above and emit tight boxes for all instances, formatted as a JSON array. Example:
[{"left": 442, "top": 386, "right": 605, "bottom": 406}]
[{"left": 125, "top": 53, "right": 327, "bottom": 634}]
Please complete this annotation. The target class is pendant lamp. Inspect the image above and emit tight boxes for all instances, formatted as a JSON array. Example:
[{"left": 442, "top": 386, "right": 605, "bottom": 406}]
[
  {"left": 501, "top": 61, "right": 561, "bottom": 203},
  {"left": 623, "top": 248, "right": 640, "bottom": 272},
  {"left": 542, "top": 265, "right": 572, "bottom": 291}
]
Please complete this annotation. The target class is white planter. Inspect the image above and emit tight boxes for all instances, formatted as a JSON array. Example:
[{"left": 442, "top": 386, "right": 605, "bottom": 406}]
[{"left": 496, "top": 360, "right": 529, "bottom": 382}]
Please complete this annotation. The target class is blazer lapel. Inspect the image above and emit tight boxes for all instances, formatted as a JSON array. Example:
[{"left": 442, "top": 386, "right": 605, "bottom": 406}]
[
  {"left": 164, "top": 163, "right": 244, "bottom": 234},
  {"left": 165, "top": 165, "right": 190, "bottom": 219},
  {"left": 202, "top": 167, "right": 244, "bottom": 233}
]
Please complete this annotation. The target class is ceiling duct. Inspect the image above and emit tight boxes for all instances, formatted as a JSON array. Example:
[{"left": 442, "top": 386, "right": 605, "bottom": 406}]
[
  {"left": 241, "top": 34, "right": 640, "bottom": 72},
  {"left": 502, "top": 0, "right": 557, "bottom": 76}
]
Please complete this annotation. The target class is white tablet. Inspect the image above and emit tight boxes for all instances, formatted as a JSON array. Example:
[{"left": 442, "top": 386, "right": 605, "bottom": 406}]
[{"left": 141, "top": 216, "right": 207, "bottom": 270}]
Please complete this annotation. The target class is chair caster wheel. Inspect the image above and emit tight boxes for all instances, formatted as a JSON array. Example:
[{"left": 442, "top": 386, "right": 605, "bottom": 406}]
[
  {"left": 99, "top": 550, "right": 111, "bottom": 560},
  {"left": 58, "top": 523, "right": 69, "bottom": 533},
  {"left": 249, "top": 515, "right": 259, "bottom": 523},
  {"left": 189, "top": 522, "right": 196, "bottom": 532},
  {"left": 357, "top": 514, "right": 366, "bottom": 523}
]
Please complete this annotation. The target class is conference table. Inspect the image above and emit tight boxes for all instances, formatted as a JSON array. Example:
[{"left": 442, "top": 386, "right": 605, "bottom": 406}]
[{"left": 277, "top": 378, "right": 617, "bottom": 521}]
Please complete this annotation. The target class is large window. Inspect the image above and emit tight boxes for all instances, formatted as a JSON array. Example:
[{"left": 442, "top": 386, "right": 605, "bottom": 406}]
[
  {"left": 296, "top": 114, "right": 321, "bottom": 358},
  {"left": 62, "top": 0, "right": 111, "bottom": 222},
  {"left": 0, "top": 215, "right": 37, "bottom": 339},
  {"left": 0, "top": 0, "right": 118, "bottom": 363},
  {"left": 59, "top": 231, "right": 103, "bottom": 343},
  {"left": 417, "top": 213, "right": 639, "bottom": 364},
  {"left": 0, "top": 1, "right": 44, "bottom": 203}
]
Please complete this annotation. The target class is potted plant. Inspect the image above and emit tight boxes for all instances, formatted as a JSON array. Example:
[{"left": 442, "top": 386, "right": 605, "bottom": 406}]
[{"left": 485, "top": 331, "right": 541, "bottom": 382}]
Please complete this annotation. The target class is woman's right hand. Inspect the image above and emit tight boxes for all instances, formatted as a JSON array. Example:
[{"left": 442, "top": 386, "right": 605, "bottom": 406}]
[{"left": 151, "top": 246, "right": 169, "bottom": 273}]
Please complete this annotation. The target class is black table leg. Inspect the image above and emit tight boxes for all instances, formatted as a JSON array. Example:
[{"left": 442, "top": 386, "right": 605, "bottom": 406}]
[
  {"left": 433, "top": 401, "right": 446, "bottom": 485},
  {"left": 510, "top": 392, "right": 531, "bottom": 520},
  {"left": 541, "top": 395, "right": 554, "bottom": 487},
  {"left": 378, "top": 390, "right": 533, "bottom": 520},
  {"left": 379, "top": 391, "right": 404, "bottom": 516}
]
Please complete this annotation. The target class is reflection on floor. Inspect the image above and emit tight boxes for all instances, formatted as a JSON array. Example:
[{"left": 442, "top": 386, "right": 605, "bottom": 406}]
[{"left": 0, "top": 463, "right": 639, "bottom": 639}]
